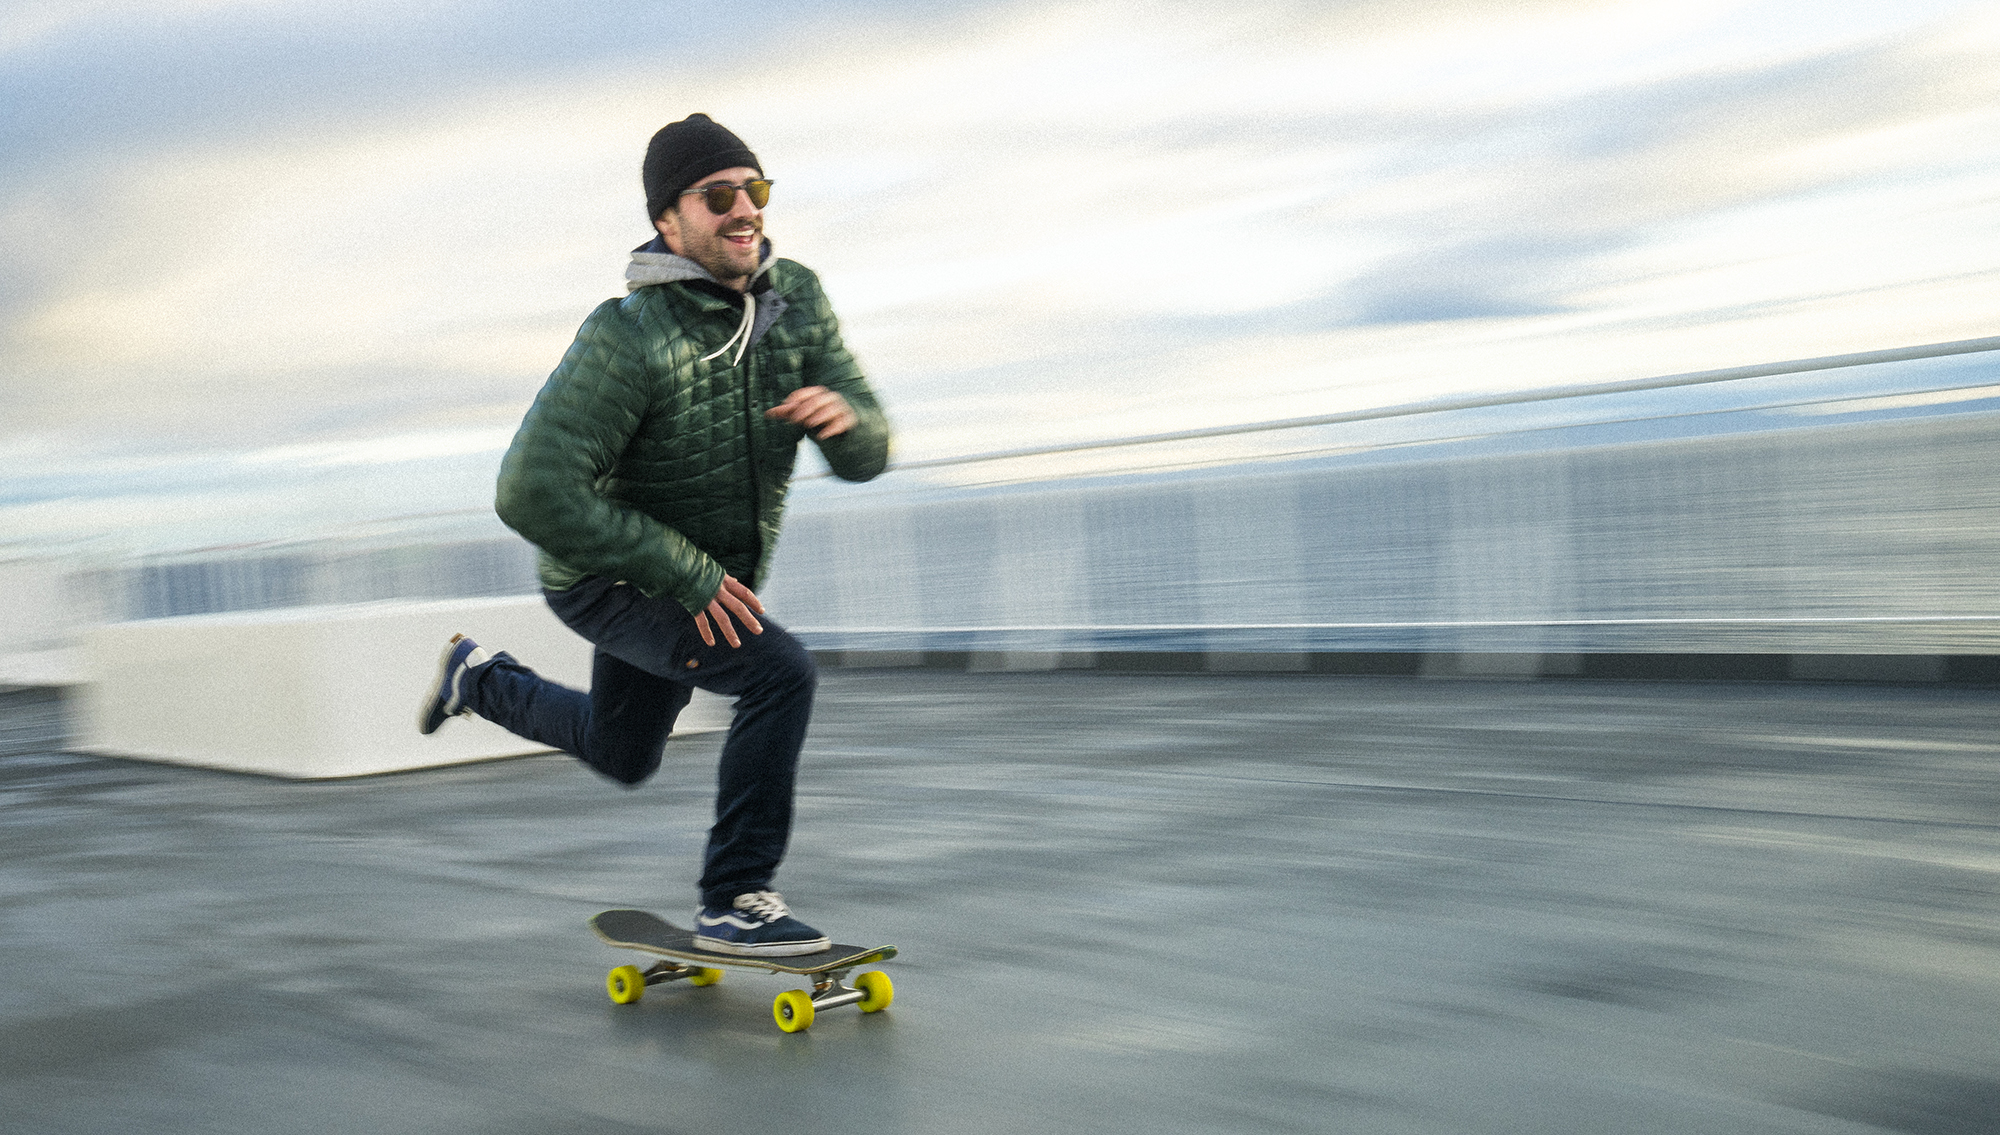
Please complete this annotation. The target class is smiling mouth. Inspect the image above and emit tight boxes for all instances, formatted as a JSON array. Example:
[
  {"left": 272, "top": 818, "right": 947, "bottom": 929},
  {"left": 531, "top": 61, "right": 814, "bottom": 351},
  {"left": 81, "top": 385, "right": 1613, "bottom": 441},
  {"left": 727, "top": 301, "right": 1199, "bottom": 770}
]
[{"left": 724, "top": 226, "right": 759, "bottom": 245}]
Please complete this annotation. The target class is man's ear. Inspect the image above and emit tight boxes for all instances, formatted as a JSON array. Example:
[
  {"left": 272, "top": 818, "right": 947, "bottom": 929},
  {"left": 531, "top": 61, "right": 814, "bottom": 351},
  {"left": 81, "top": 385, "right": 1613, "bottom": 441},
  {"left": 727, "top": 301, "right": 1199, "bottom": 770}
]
[{"left": 654, "top": 208, "right": 682, "bottom": 254}]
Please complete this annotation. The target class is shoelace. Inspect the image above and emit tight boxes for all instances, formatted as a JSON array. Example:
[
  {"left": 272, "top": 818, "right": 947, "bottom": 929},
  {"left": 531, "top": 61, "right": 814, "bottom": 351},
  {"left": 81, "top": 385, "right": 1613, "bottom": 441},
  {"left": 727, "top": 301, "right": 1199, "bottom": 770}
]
[
  {"left": 733, "top": 889, "right": 792, "bottom": 922},
  {"left": 698, "top": 290, "right": 755, "bottom": 367}
]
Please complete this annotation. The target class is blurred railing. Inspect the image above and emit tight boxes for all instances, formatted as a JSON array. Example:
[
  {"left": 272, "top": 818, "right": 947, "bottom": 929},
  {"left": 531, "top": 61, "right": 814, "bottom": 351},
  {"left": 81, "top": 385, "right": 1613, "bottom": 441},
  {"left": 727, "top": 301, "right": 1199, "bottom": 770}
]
[{"left": 843, "top": 334, "right": 2000, "bottom": 475}]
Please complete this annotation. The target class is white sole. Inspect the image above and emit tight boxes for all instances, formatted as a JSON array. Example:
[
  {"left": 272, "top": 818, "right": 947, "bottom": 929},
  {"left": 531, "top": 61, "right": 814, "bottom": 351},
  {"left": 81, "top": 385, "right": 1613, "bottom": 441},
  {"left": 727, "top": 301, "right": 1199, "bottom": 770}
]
[
  {"left": 693, "top": 934, "right": 831, "bottom": 957},
  {"left": 416, "top": 634, "right": 468, "bottom": 735}
]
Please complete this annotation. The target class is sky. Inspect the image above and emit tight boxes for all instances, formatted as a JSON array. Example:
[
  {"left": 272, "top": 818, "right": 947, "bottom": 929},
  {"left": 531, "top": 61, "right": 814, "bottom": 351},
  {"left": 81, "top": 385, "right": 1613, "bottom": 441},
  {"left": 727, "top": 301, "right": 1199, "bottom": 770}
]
[{"left": 2, "top": 0, "right": 1998, "bottom": 553}]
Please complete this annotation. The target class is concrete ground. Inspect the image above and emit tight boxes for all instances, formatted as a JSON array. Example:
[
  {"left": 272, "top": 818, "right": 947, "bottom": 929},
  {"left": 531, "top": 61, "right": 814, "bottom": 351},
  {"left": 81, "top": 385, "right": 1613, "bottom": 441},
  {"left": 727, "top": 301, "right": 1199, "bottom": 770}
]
[{"left": 5, "top": 671, "right": 2000, "bottom": 1134}]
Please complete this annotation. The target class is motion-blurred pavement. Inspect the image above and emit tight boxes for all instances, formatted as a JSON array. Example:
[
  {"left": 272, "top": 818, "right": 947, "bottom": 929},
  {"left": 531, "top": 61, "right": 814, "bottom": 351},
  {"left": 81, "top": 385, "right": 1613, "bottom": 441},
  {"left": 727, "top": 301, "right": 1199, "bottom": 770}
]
[{"left": 4, "top": 672, "right": 1999, "bottom": 1133}]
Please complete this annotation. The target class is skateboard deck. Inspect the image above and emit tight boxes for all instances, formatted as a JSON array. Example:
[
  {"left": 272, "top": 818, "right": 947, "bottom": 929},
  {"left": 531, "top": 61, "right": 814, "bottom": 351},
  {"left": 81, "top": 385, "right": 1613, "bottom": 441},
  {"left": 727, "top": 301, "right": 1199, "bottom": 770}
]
[{"left": 589, "top": 908, "right": 897, "bottom": 1032}]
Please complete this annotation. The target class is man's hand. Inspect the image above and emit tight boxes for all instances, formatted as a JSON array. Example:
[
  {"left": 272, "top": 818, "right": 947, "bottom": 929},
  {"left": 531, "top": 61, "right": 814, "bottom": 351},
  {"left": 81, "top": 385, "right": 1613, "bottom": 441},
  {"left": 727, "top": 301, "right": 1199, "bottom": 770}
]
[
  {"left": 693, "top": 575, "right": 766, "bottom": 648},
  {"left": 765, "top": 386, "right": 856, "bottom": 439}
]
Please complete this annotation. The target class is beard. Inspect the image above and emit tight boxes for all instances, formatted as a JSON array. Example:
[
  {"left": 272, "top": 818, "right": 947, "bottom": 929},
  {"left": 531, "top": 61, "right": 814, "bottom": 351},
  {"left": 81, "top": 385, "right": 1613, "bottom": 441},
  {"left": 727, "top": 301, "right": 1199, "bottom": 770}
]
[{"left": 681, "top": 221, "right": 764, "bottom": 286}]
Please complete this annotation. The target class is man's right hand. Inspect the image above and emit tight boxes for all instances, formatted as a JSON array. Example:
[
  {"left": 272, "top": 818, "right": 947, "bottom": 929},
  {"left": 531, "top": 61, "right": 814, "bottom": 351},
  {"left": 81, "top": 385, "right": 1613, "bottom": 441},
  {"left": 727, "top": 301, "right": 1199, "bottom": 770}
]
[{"left": 693, "top": 575, "right": 766, "bottom": 648}]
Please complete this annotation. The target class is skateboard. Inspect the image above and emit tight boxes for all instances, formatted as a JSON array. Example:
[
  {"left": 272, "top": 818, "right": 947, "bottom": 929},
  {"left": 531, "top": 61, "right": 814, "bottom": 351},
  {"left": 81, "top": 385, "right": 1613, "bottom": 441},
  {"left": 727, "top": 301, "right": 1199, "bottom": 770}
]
[{"left": 589, "top": 908, "right": 897, "bottom": 1033}]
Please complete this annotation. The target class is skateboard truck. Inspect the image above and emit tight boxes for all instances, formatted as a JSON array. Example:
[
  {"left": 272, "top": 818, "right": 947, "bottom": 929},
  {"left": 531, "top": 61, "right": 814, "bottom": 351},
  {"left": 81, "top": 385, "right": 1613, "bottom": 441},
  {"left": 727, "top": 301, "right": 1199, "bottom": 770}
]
[
  {"left": 638, "top": 960, "right": 724, "bottom": 988},
  {"left": 804, "top": 969, "right": 868, "bottom": 1013}
]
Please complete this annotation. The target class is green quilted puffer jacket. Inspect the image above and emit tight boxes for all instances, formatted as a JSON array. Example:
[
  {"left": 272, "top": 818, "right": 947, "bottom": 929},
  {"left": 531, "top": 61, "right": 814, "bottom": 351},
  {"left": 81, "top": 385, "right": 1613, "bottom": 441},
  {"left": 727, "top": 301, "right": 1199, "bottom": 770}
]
[{"left": 494, "top": 246, "right": 890, "bottom": 614}]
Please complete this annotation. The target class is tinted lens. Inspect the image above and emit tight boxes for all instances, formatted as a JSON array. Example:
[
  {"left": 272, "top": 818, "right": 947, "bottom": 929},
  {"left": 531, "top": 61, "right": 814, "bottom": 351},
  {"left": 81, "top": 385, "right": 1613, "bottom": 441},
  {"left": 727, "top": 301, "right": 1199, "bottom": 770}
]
[{"left": 696, "top": 180, "right": 772, "bottom": 214}]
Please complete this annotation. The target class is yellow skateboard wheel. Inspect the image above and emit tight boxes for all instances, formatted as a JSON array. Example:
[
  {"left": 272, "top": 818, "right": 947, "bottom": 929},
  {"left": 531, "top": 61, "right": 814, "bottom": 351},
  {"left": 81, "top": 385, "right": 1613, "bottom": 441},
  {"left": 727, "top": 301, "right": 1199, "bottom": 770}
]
[
  {"left": 855, "top": 970, "right": 894, "bottom": 1013},
  {"left": 773, "top": 989, "right": 815, "bottom": 1033},
  {"left": 606, "top": 964, "right": 646, "bottom": 1005},
  {"left": 689, "top": 967, "right": 724, "bottom": 987}
]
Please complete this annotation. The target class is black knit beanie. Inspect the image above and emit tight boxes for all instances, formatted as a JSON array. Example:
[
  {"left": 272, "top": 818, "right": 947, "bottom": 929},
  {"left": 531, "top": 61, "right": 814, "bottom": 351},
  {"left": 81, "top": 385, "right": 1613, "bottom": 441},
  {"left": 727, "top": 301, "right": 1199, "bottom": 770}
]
[{"left": 643, "top": 114, "right": 761, "bottom": 222}]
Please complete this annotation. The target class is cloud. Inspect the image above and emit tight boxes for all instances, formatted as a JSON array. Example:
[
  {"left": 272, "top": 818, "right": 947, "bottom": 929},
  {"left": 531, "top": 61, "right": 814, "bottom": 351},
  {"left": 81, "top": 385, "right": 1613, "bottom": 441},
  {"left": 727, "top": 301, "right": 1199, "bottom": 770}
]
[
  {"left": 771, "top": 0, "right": 2000, "bottom": 440},
  {"left": 2, "top": 0, "right": 1998, "bottom": 550}
]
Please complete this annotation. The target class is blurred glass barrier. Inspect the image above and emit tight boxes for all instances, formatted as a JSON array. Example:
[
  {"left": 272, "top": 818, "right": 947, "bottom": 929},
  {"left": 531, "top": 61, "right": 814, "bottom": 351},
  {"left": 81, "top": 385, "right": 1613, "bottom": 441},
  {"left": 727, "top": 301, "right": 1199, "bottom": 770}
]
[
  {"left": 764, "top": 338, "right": 2000, "bottom": 656},
  {"left": 8, "top": 338, "right": 2000, "bottom": 670}
]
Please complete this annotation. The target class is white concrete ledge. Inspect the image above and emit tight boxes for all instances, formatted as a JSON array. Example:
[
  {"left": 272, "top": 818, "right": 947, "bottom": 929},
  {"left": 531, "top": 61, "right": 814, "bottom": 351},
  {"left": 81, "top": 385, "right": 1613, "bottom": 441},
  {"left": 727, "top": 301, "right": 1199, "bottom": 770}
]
[
  {"left": 76, "top": 596, "right": 728, "bottom": 779},
  {"left": 0, "top": 649, "right": 84, "bottom": 688}
]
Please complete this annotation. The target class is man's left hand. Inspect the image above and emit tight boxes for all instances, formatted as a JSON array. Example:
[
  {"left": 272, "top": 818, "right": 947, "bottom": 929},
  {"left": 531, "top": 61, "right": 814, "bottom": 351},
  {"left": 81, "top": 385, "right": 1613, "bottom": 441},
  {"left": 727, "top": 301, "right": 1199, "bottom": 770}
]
[
  {"left": 766, "top": 386, "right": 855, "bottom": 439},
  {"left": 693, "top": 574, "right": 765, "bottom": 649}
]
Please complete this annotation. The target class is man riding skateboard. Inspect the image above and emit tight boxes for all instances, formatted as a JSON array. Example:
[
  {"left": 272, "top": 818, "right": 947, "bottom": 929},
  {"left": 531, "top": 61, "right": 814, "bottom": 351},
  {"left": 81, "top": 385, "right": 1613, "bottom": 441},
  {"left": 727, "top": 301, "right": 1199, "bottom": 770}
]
[{"left": 418, "top": 113, "right": 891, "bottom": 956}]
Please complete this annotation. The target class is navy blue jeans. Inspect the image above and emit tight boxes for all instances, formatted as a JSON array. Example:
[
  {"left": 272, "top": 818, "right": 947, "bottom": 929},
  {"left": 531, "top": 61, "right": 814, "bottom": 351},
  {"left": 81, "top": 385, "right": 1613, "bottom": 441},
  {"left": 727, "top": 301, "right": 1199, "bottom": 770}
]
[{"left": 466, "top": 576, "right": 816, "bottom": 909}]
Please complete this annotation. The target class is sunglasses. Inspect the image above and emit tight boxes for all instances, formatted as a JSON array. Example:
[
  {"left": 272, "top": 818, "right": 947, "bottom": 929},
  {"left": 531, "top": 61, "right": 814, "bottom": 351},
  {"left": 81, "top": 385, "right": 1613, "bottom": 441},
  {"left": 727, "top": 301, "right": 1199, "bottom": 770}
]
[{"left": 680, "top": 179, "right": 773, "bottom": 215}]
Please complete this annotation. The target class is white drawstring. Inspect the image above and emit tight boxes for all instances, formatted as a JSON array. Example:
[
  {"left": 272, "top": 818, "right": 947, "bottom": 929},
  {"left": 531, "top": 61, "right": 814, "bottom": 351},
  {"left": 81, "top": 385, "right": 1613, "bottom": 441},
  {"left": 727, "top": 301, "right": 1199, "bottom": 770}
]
[{"left": 698, "top": 290, "right": 756, "bottom": 366}]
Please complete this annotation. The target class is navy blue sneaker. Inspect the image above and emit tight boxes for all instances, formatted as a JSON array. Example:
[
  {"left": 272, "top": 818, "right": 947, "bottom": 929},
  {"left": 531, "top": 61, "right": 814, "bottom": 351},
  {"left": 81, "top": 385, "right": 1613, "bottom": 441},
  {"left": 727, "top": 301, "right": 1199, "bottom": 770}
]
[
  {"left": 418, "top": 634, "right": 491, "bottom": 735},
  {"left": 694, "top": 891, "right": 831, "bottom": 956}
]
